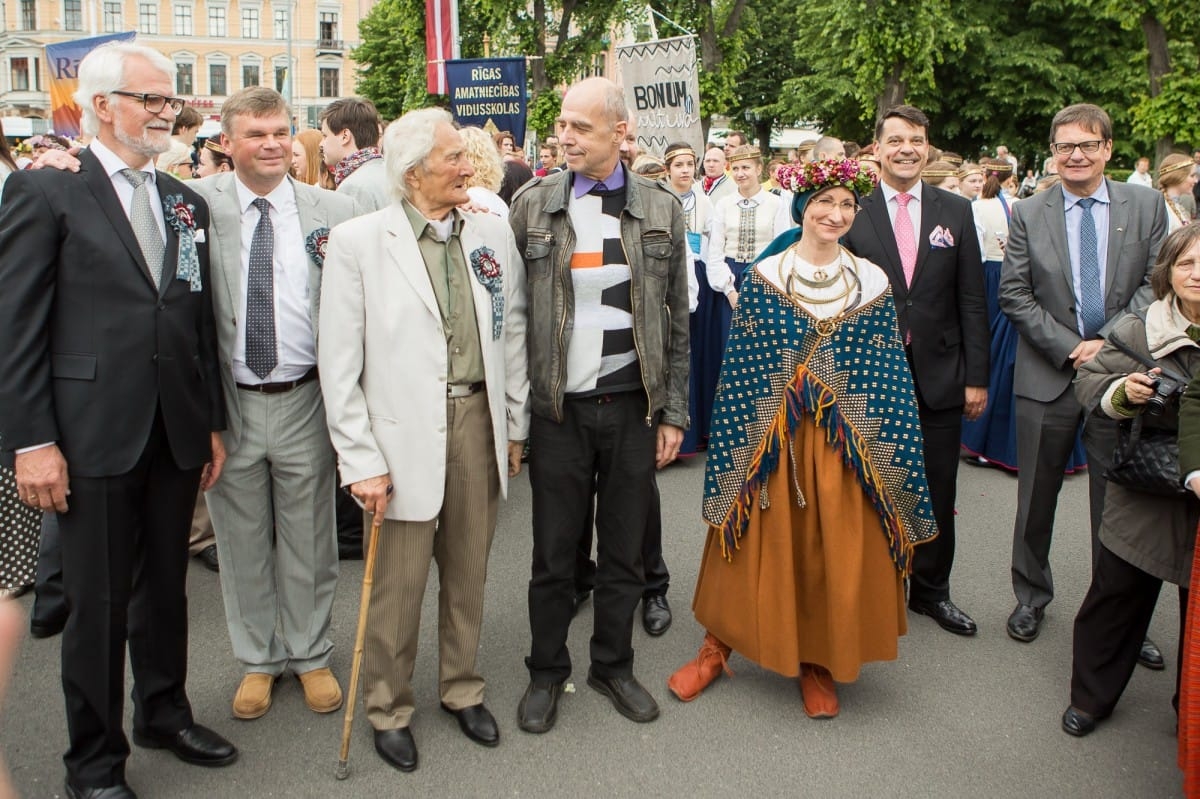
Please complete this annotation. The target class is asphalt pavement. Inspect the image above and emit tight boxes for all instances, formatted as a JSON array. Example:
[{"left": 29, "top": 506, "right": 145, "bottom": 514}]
[{"left": 0, "top": 454, "right": 1186, "bottom": 798}]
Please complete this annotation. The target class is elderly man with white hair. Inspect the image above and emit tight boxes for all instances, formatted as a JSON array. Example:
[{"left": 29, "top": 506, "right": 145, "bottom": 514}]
[{"left": 318, "top": 108, "right": 530, "bottom": 773}]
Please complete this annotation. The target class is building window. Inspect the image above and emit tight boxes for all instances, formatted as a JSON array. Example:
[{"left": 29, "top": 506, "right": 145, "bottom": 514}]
[
  {"left": 242, "top": 63, "right": 260, "bottom": 88},
  {"left": 64, "top": 0, "right": 83, "bottom": 30},
  {"left": 318, "top": 11, "right": 337, "bottom": 46},
  {"left": 138, "top": 3, "right": 157, "bottom": 33},
  {"left": 319, "top": 67, "right": 338, "bottom": 98},
  {"left": 20, "top": 0, "right": 36, "bottom": 29},
  {"left": 176, "top": 62, "right": 193, "bottom": 95},
  {"left": 10, "top": 57, "right": 31, "bottom": 91},
  {"left": 209, "top": 63, "right": 227, "bottom": 95},
  {"left": 103, "top": 1, "right": 122, "bottom": 31},
  {"left": 208, "top": 5, "right": 225, "bottom": 36},
  {"left": 274, "top": 65, "right": 287, "bottom": 93},
  {"left": 174, "top": 5, "right": 193, "bottom": 35},
  {"left": 272, "top": 8, "right": 287, "bottom": 39},
  {"left": 241, "top": 8, "right": 258, "bottom": 38}
]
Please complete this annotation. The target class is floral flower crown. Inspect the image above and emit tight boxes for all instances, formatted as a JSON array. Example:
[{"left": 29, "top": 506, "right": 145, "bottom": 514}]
[{"left": 776, "top": 158, "right": 877, "bottom": 197}]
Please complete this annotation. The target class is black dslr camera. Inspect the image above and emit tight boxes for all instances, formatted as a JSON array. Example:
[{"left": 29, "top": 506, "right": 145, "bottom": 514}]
[{"left": 1144, "top": 374, "right": 1183, "bottom": 416}]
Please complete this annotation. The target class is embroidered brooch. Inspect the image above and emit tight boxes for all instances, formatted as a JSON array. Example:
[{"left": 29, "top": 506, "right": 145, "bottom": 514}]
[
  {"left": 306, "top": 228, "right": 330, "bottom": 269},
  {"left": 162, "top": 194, "right": 202, "bottom": 292},
  {"left": 469, "top": 245, "right": 504, "bottom": 340},
  {"left": 929, "top": 225, "right": 955, "bottom": 249}
]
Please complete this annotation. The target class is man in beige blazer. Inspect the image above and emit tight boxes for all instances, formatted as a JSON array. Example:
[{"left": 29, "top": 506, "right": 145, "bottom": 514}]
[
  {"left": 191, "top": 87, "right": 358, "bottom": 721},
  {"left": 319, "top": 107, "right": 529, "bottom": 773}
]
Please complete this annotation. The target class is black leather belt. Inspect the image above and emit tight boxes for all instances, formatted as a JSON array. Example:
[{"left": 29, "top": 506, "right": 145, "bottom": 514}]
[
  {"left": 236, "top": 366, "right": 318, "bottom": 394},
  {"left": 447, "top": 381, "right": 484, "bottom": 398}
]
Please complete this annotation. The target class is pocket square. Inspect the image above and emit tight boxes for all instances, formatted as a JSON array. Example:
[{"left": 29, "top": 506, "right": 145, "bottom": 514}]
[
  {"left": 193, "top": 228, "right": 206, "bottom": 244},
  {"left": 929, "top": 225, "right": 955, "bottom": 249}
]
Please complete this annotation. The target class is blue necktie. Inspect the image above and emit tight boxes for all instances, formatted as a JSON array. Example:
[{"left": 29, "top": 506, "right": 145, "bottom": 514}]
[
  {"left": 246, "top": 197, "right": 277, "bottom": 379},
  {"left": 1076, "top": 197, "right": 1105, "bottom": 339}
]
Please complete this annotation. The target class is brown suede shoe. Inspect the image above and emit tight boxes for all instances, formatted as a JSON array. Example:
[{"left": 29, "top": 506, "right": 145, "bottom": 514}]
[
  {"left": 233, "top": 673, "right": 277, "bottom": 720},
  {"left": 297, "top": 667, "right": 343, "bottom": 713},
  {"left": 799, "top": 663, "right": 839, "bottom": 719},
  {"left": 667, "top": 632, "right": 733, "bottom": 702}
]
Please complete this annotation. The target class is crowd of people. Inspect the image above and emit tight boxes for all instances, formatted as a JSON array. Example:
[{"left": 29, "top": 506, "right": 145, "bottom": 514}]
[{"left": 2, "top": 38, "right": 1200, "bottom": 799}]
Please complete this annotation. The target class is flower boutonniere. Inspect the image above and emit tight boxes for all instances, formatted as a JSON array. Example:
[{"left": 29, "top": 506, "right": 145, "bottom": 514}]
[
  {"left": 162, "top": 194, "right": 202, "bottom": 292},
  {"left": 306, "top": 228, "right": 330, "bottom": 269},
  {"left": 469, "top": 245, "right": 504, "bottom": 340}
]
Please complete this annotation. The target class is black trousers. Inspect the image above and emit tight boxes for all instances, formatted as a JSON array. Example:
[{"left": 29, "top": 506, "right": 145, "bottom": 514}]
[
  {"left": 909, "top": 397, "right": 964, "bottom": 604},
  {"left": 1071, "top": 543, "right": 1186, "bottom": 718},
  {"left": 527, "top": 392, "right": 657, "bottom": 682},
  {"left": 574, "top": 475, "right": 669, "bottom": 599},
  {"left": 32, "top": 510, "right": 66, "bottom": 626},
  {"left": 59, "top": 411, "right": 201, "bottom": 787}
]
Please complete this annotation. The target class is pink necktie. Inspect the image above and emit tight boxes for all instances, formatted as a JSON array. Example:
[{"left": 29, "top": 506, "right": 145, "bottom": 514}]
[{"left": 894, "top": 192, "right": 917, "bottom": 287}]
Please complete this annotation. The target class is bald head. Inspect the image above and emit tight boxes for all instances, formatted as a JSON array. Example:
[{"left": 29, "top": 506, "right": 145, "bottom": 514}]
[
  {"left": 812, "top": 135, "right": 844, "bottom": 161},
  {"left": 557, "top": 77, "right": 628, "bottom": 179}
]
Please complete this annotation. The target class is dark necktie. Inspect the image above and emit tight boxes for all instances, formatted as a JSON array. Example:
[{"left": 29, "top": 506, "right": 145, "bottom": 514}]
[
  {"left": 245, "top": 197, "right": 277, "bottom": 379},
  {"left": 119, "top": 168, "right": 164, "bottom": 287},
  {"left": 1076, "top": 197, "right": 1105, "bottom": 338}
]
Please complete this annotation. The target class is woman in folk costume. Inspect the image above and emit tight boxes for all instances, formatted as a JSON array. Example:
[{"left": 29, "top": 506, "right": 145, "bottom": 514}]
[
  {"left": 667, "top": 159, "right": 939, "bottom": 718},
  {"left": 1160, "top": 153, "right": 1197, "bottom": 234}
]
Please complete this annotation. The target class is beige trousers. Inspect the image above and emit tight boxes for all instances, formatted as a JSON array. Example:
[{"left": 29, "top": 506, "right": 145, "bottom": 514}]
[{"left": 363, "top": 391, "right": 499, "bottom": 730}]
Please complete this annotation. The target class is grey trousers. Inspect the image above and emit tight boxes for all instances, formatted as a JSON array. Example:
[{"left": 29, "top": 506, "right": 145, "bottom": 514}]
[{"left": 207, "top": 380, "right": 338, "bottom": 675}]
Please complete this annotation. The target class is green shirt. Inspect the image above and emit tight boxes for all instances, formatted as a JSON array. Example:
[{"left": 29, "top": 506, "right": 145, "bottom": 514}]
[{"left": 402, "top": 199, "right": 485, "bottom": 385}]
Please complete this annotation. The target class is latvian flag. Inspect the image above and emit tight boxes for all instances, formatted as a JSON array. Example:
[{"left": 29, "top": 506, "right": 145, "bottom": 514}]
[{"left": 425, "top": 0, "right": 459, "bottom": 95}]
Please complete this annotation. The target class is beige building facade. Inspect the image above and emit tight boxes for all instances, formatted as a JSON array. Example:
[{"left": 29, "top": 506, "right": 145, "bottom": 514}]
[{"left": 0, "top": 0, "right": 373, "bottom": 130}]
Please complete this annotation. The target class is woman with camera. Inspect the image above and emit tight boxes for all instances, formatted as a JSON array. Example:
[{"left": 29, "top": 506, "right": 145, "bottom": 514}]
[{"left": 1063, "top": 224, "right": 1200, "bottom": 738}]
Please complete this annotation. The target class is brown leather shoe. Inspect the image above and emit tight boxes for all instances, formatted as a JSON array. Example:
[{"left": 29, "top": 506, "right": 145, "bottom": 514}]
[
  {"left": 799, "top": 663, "right": 839, "bottom": 719},
  {"left": 297, "top": 667, "right": 343, "bottom": 713},
  {"left": 232, "top": 673, "right": 277, "bottom": 720},
  {"left": 667, "top": 632, "right": 732, "bottom": 702}
]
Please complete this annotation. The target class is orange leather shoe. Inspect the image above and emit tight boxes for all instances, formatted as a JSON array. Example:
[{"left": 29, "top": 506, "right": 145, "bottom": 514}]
[
  {"left": 297, "top": 667, "right": 344, "bottom": 713},
  {"left": 667, "top": 632, "right": 733, "bottom": 702},
  {"left": 233, "top": 673, "right": 277, "bottom": 720},
  {"left": 799, "top": 663, "right": 839, "bottom": 719}
]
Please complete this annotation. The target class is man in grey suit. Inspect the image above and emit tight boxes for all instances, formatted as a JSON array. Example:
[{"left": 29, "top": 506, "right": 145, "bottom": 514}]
[
  {"left": 192, "top": 87, "right": 358, "bottom": 719},
  {"left": 999, "top": 103, "right": 1167, "bottom": 647}
]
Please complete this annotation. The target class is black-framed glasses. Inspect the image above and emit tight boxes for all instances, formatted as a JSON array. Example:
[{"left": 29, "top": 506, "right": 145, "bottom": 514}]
[
  {"left": 110, "top": 91, "right": 186, "bottom": 115},
  {"left": 1050, "top": 140, "right": 1105, "bottom": 156}
]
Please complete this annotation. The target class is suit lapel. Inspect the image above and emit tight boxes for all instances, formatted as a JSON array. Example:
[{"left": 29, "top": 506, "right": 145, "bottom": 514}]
[
  {"left": 1104, "top": 179, "right": 1129, "bottom": 297},
  {"left": 912, "top": 184, "right": 938, "bottom": 289},
  {"left": 209, "top": 173, "right": 245, "bottom": 323},
  {"left": 1039, "top": 188, "right": 1074, "bottom": 295},
  {"left": 862, "top": 189, "right": 906, "bottom": 295},
  {"left": 157, "top": 172, "right": 185, "bottom": 299},
  {"left": 293, "top": 178, "right": 325, "bottom": 333},
  {"left": 384, "top": 205, "right": 441, "bottom": 322},
  {"left": 459, "top": 219, "right": 493, "bottom": 345},
  {"left": 79, "top": 149, "right": 158, "bottom": 291}
]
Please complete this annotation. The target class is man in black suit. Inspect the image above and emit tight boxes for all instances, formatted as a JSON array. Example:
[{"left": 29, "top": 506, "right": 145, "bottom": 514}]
[
  {"left": 0, "top": 42, "right": 235, "bottom": 799},
  {"left": 844, "top": 105, "right": 990, "bottom": 636}
]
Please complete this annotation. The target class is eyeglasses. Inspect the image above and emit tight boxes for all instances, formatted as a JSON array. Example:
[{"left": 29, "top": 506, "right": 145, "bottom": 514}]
[
  {"left": 1050, "top": 140, "right": 1105, "bottom": 156},
  {"left": 110, "top": 91, "right": 186, "bottom": 115},
  {"left": 810, "top": 195, "right": 861, "bottom": 214}
]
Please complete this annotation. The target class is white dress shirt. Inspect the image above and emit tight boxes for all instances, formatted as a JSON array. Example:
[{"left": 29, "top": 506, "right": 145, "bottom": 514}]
[
  {"left": 89, "top": 137, "right": 167, "bottom": 243},
  {"left": 231, "top": 176, "right": 317, "bottom": 384}
]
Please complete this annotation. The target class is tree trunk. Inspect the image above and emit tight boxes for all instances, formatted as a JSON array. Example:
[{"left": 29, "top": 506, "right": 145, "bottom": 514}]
[
  {"left": 876, "top": 61, "right": 907, "bottom": 123},
  {"left": 755, "top": 118, "right": 772, "bottom": 154},
  {"left": 1140, "top": 12, "right": 1174, "bottom": 162},
  {"left": 531, "top": 0, "right": 548, "bottom": 94}
]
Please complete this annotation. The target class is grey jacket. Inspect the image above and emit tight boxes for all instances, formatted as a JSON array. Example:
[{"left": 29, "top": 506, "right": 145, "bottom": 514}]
[{"left": 508, "top": 167, "right": 690, "bottom": 427}]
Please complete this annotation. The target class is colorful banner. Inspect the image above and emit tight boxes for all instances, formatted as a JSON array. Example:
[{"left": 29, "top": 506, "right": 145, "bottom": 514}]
[
  {"left": 45, "top": 31, "right": 137, "bottom": 139},
  {"left": 445, "top": 58, "right": 527, "bottom": 146},
  {"left": 615, "top": 35, "right": 703, "bottom": 159},
  {"left": 425, "top": 0, "right": 459, "bottom": 95}
]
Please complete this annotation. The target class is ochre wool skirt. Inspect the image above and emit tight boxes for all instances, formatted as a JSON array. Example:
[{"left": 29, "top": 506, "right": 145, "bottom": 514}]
[{"left": 693, "top": 417, "right": 908, "bottom": 683}]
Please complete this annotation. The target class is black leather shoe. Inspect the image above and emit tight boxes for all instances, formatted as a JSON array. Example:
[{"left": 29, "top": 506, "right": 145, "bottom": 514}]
[
  {"left": 1138, "top": 637, "right": 1165, "bottom": 671},
  {"left": 30, "top": 611, "right": 67, "bottom": 639},
  {"left": 193, "top": 544, "right": 219, "bottom": 573},
  {"left": 373, "top": 727, "right": 418, "bottom": 772},
  {"left": 64, "top": 779, "right": 138, "bottom": 799},
  {"left": 586, "top": 670, "right": 659, "bottom": 723},
  {"left": 132, "top": 724, "right": 237, "bottom": 767},
  {"left": 517, "top": 680, "right": 562, "bottom": 734},
  {"left": 441, "top": 702, "right": 499, "bottom": 747},
  {"left": 909, "top": 598, "right": 977, "bottom": 636},
  {"left": 1006, "top": 603, "right": 1044, "bottom": 642},
  {"left": 1061, "top": 706, "right": 1098, "bottom": 737},
  {"left": 642, "top": 594, "right": 672, "bottom": 636}
]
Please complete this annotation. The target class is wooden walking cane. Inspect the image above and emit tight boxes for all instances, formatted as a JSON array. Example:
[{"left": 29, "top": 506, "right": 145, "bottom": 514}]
[{"left": 335, "top": 511, "right": 383, "bottom": 780}]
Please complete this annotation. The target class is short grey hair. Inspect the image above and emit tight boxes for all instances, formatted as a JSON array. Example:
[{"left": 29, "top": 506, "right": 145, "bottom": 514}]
[
  {"left": 384, "top": 107, "right": 454, "bottom": 202},
  {"left": 74, "top": 42, "right": 176, "bottom": 137}
]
